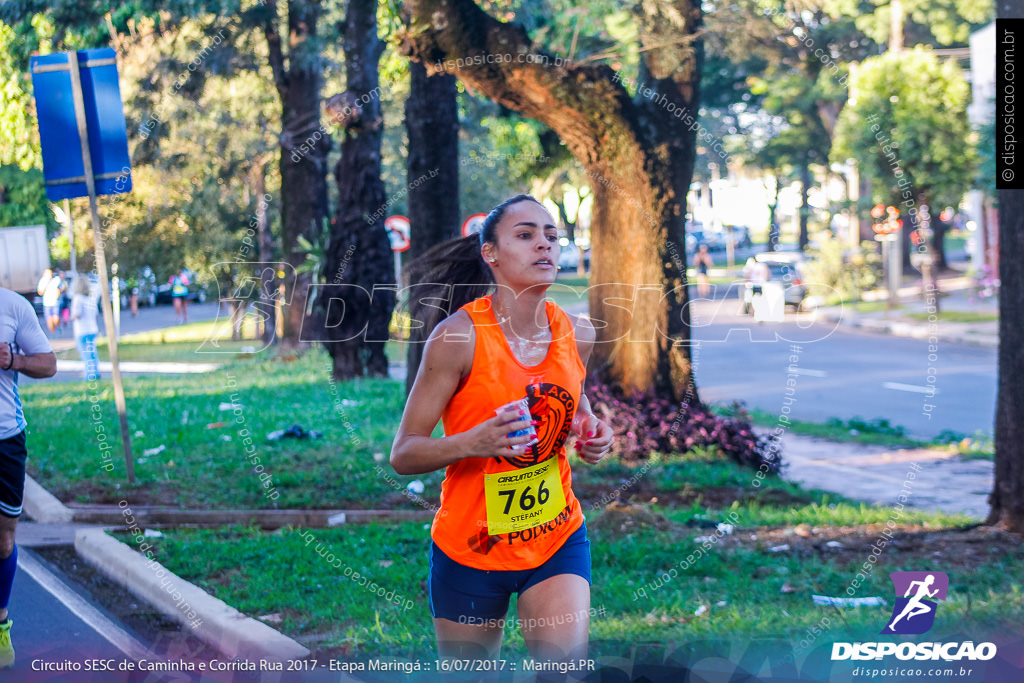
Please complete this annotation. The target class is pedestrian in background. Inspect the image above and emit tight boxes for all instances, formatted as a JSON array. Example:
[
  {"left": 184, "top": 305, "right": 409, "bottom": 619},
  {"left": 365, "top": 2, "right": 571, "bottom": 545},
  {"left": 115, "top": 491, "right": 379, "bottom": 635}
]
[
  {"left": 170, "top": 269, "right": 190, "bottom": 324},
  {"left": 58, "top": 271, "right": 72, "bottom": 330},
  {"left": 38, "top": 270, "right": 63, "bottom": 334},
  {"left": 693, "top": 244, "right": 714, "bottom": 298},
  {"left": 125, "top": 274, "right": 139, "bottom": 317},
  {"left": 70, "top": 275, "right": 100, "bottom": 381}
]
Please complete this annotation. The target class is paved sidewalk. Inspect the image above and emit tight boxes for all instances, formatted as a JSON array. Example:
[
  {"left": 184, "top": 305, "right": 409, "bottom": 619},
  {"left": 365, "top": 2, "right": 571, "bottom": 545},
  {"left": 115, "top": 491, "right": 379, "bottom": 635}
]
[
  {"left": 816, "top": 274, "right": 998, "bottom": 349},
  {"left": 777, "top": 432, "right": 992, "bottom": 520}
]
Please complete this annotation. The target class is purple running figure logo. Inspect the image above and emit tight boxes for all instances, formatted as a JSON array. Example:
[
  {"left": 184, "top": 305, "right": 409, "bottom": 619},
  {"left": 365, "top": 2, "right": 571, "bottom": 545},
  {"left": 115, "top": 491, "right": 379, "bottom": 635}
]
[{"left": 882, "top": 571, "right": 948, "bottom": 635}]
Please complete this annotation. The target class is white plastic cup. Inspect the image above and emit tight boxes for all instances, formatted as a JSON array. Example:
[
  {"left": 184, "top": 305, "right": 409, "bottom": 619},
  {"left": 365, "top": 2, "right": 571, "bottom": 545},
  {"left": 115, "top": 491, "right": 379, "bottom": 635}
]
[{"left": 496, "top": 397, "right": 536, "bottom": 451}]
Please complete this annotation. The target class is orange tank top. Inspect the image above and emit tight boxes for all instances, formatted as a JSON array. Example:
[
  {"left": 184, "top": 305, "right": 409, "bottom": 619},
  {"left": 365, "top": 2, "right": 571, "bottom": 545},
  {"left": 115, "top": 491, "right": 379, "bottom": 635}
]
[{"left": 432, "top": 294, "right": 586, "bottom": 571}]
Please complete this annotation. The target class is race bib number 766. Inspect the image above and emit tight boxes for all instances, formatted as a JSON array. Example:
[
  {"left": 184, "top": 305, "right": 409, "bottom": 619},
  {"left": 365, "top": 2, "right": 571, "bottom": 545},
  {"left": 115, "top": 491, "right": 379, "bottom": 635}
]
[{"left": 484, "top": 457, "right": 566, "bottom": 535}]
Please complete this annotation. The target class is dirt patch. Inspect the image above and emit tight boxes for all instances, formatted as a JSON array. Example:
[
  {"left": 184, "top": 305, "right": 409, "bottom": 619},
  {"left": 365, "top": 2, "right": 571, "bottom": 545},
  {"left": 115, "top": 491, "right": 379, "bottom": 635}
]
[
  {"left": 54, "top": 481, "right": 184, "bottom": 508},
  {"left": 588, "top": 502, "right": 681, "bottom": 537},
  {"left": 34, "top": 546, "right": 221, "bottom": 662},
  {"left": 716, "top": 522, "right": 1024, "bottom": 570},
  {"left": 574, "top": 476, "right": 812, "bottom": 510}
]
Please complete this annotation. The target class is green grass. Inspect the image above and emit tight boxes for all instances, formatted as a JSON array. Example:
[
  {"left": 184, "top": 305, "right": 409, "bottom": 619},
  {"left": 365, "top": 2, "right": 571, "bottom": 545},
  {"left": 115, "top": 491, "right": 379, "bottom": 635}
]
[
  {"left": 130, "top": 475, "right": 1014, "bottom": 661},
  {"left": 544, "top": 278, "right": 589, "bottom": 311},
  {"left": 905, "top": 311, "right": 998, "bottom": 324},
  {"left": 56, "top": 316, "right": 266, "bottom": 363},
  {"left": 843, "top": 301, "right": 894, "bottom": 313},
  {"left": 714, "top": 406, "right": 995, "bottom": 459},
  {"left": 22, "top": 349, "right": 434, "bottom": 508},
  {"left": 716, "top": 406, "right": 925, "bottom": 449}
]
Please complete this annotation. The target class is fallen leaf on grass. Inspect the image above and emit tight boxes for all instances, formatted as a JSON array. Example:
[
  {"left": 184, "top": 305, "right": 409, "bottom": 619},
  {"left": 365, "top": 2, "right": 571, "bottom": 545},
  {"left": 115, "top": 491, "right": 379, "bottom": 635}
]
[{"left": 257, "top": 613, "right": 283, "bottom": 623}]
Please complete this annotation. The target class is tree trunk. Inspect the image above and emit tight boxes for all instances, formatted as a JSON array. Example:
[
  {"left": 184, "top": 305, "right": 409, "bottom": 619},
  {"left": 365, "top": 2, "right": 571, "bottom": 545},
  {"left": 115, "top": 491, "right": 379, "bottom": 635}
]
[
  {"left": 798, "top": 163, "right": 811, "bottom": 251},
  {"left": 230, "top": 300, "right": 245, "bottom": 341},
  {"left": 767, "top": 173, "right": 781, "bottom": 251},
  {"left": 248, "top": 157, "right": 277, "bottom": 345},
  {"left": 405, "top": 62, "right": 460, "bottom": 394},
  {"left": 931, "top": 216, "right": 949, "bottom": 271},
  {"left": 859, "top": 175, "right": 875, "bottom": 243},
  {"left": 321, "top": 0, "right": 395, "bottom": 380},
  {"left": 987, "top": 177, "right": 1024, "bottom": 530},
  {"left": 265, "top": 0, "right": 330, "bottom": 348},
  {"left": 399, "top": 0, "right": 703, "bottom": 401}
]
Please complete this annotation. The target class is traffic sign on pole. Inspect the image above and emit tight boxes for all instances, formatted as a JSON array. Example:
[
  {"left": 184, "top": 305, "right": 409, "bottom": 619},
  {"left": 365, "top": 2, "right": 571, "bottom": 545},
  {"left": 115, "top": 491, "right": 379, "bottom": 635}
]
[
  {"left": 385, "top": 216, "right": 411, "bottom": 252},
  {"left": 30, "top": 48, "right": 135, "bottom": 481},
  {"left": 31, "top": 48, "right": 132, "bottom": 201},
  {"left": 462, "top": 213, "right": 487, "bottom": 237}
]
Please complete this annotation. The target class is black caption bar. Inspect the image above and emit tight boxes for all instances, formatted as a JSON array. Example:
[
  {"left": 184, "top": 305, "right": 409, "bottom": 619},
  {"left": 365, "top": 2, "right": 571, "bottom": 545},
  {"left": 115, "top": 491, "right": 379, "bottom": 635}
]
[{"left": 997, "top": 19, "right": 1024, "bottom": 189}]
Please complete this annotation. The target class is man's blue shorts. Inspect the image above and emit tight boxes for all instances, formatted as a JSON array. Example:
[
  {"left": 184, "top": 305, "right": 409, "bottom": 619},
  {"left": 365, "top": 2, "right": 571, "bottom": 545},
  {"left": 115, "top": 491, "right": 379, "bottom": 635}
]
[{"left": 429, "top": 522, "right": 591, "bottom": 623}]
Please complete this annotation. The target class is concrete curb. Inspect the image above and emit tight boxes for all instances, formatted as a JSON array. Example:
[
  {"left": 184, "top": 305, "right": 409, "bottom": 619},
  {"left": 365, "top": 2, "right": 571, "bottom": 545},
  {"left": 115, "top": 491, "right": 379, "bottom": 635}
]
[
  {"left": 65, "top": 505, "right": 433, "bottom": 528},
  {"left": 75, "top": 527, "right": 310, "bottom": 662},
  {"left": 22, "top": 475, "right": 432, "bottom": 528},
  {"left": 23, "top": 474, "right": 74, "bottom": 523},
  {"left": 819, "top": 311, "right": 998, "bottom": 349}
]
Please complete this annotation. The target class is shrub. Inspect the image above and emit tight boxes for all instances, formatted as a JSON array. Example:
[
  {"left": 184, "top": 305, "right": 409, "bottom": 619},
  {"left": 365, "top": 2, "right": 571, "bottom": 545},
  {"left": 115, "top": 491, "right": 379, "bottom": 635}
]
[
  {"left": 586, "top": 382, "right": 781, "bottom": 474},
  {"left": 804, "top": 239, "right": 883, "bottom": 305}
]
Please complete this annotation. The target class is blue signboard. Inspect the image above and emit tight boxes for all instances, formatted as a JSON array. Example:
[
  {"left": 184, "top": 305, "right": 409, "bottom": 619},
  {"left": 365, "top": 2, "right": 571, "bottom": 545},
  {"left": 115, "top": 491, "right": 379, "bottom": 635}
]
[{"left": 30, "top": 48, "right": 132, "bottom": 201}]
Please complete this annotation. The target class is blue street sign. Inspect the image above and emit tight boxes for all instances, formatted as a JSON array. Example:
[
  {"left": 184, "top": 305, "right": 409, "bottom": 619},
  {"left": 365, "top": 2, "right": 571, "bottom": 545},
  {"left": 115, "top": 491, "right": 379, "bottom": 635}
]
[{"left": 30, "top": 48, "right": 132, "bottom": 201}]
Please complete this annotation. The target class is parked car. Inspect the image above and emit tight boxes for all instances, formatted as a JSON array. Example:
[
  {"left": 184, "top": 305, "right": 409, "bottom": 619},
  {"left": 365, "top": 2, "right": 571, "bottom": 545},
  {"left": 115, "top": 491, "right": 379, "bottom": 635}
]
[
  {"left": 685, "top": 224, "right": 706, "bottom": 254},
  {"left": 724, "top": 225, "right": 753, "bottom": 249},
  {"left": 741, "top": 252, "right": 808, "bottom": 314},
  {"left": 557, "top": 243, "right": 590, "bottom": 270}
]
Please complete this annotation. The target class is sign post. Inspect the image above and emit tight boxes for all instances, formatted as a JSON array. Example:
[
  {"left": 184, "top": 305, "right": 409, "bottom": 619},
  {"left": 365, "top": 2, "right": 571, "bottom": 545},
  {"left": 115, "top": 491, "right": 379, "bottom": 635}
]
[
  {"left": 385, "top": 216, "right": 411, "bottom": 287},
  {"left": 872, "top": 205, "right": 903, "bottom": 312},
  {"left": 31, "top": 48, "right": 135, "bottom": 481}
]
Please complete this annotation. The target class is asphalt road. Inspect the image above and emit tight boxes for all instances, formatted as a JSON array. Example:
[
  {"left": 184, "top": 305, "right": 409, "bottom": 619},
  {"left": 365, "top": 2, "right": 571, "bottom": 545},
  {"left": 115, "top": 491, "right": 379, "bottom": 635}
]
[
  {"left": 5, "top": 547, "right": 148, "bottom": 677},
  {"left": 692, "top": 284, "right": 996, "bottom": 440}
]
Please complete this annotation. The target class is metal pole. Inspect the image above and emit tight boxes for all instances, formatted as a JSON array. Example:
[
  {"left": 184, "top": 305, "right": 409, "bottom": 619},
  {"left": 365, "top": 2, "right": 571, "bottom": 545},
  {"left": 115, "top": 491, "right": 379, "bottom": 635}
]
[
  {"left": 65, "top": 198, "right": 76, "bottom": 275},
  {"left": 887, "top": 233, "right": 901, "bottom": 310},
  {"left": 68, "top": 50, "right": 134, "bottom": 482},
  {"left": 881, "top": 237, "right": 892, "bottom": 311}
]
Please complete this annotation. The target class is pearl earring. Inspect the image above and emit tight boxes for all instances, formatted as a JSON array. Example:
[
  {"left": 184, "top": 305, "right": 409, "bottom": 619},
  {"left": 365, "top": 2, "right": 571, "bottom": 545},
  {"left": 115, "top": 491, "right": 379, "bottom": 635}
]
[{"left": 488, "top": 258, "right": 496, "bottom": 264}]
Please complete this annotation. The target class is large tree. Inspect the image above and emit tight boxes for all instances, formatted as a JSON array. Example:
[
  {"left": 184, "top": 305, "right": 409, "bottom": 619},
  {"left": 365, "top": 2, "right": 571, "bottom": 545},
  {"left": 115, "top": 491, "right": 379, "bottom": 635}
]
[
  {"left": 403, "top": 62, "right": 460, "bottom": 394},
  {"left": 399, "top": 0, "right": 703, "bottom": 400},
  {"left": 989, "top": 0, "right": 1023, "bottom": 533},
  {"left": 832, "top": 47, "right": 975, "bottom": 270},
  {"left": 2, "top": 0, "right": 331, "bottom": 344},
  {"left": 261, "top": 0, "right": 331, "bottom": 346},
  {"left": 319, "top": 0, "right": 395, "bottom": 379}
]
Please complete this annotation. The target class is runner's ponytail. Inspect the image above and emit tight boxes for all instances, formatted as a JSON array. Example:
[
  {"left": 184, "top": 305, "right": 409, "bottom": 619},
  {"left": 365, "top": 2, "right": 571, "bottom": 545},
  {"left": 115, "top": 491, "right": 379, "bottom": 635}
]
[{"left": 404, "top": 194, "right": 542, "bottom": 341}]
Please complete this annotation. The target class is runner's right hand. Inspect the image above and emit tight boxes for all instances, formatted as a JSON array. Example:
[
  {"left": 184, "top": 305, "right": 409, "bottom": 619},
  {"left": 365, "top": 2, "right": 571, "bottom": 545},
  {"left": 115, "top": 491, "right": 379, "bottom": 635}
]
[{"left": 461, "top": 406, "right": 539, "bottom": 458}]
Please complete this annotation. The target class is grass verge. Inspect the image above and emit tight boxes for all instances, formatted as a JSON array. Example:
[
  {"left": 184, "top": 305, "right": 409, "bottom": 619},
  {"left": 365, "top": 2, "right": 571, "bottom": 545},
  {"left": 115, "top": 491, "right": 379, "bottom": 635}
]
[
  {"left": 129, "top": 460, "right": 1020, "bottom": 662},
  {"left": 905, "top": 311, "right": 998, "bottom": 324},
  {"left": 23, "top": 349, "right": 425, "bottom": 508},
  {"left": 55, "top": 316, "right": 266, "bottom": 363},
  {"left": 714, "top": 405, "right": 994, "bottom": 458}
]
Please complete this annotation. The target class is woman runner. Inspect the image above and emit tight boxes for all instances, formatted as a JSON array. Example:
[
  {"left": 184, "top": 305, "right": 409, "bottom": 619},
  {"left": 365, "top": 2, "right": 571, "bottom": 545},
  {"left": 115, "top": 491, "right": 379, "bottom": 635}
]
[{"left": 391, "top": 194, "right": 613, "bottom": 666}]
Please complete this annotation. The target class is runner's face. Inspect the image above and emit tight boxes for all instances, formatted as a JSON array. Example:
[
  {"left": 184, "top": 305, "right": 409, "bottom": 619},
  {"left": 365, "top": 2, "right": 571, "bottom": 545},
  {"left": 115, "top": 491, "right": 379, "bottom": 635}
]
[{"left": 486, "top": 202, "right": 560, "bottom": 287}]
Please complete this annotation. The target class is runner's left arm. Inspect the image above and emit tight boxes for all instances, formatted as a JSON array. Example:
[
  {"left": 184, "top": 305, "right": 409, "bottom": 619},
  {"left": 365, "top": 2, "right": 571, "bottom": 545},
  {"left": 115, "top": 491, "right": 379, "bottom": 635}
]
[{"left": 572, "top": 315, "right": 612, "bottom": 464}]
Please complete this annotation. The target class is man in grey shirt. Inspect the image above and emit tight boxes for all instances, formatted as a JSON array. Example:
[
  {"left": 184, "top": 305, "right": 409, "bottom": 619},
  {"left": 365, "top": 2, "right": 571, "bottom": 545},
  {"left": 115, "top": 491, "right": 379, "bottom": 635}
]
[{"left": 0, "top": 285, "right": 57, "bottom": 667}]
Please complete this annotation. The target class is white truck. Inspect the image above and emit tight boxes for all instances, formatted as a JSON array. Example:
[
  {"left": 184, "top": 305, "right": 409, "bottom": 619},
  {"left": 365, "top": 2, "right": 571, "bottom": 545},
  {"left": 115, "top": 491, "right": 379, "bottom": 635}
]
[{"left": 0, "top": 225, "right": 51, "bottom": 303}]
